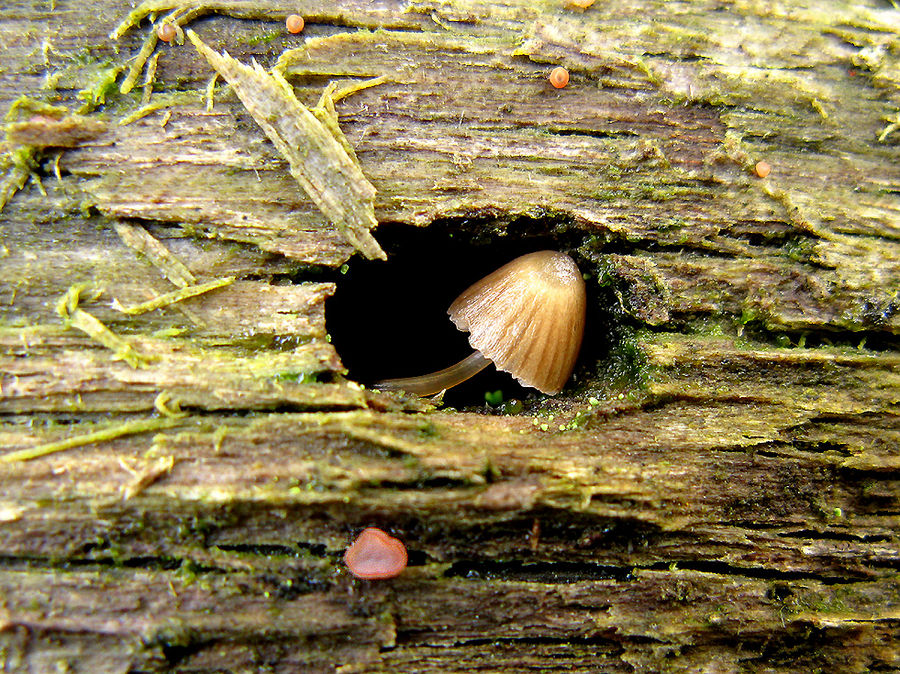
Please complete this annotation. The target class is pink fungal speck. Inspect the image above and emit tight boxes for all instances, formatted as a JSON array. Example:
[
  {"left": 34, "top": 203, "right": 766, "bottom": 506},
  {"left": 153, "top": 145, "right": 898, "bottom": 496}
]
[{"left": 344, "top": 527, "right": 408, "bottom": 580}]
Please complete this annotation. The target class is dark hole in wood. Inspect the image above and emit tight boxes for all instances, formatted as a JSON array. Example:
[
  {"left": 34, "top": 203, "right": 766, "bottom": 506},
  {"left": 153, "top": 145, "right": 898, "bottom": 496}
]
[{"left": 327, "top": 219, "right": 609, "bottom": 408}]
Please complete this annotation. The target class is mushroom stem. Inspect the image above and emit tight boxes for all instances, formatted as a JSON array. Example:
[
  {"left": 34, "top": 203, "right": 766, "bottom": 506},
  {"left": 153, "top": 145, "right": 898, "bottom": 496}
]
[{"left": 374, "top": 351, "right": 491, "bottom": 396}]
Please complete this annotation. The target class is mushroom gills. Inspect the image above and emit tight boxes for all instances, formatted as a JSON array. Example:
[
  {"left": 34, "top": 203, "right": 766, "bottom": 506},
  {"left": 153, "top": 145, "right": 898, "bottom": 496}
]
[
  {"left": 373, "top": 250, "right": 585, "bottom": 397},
  {"left": 374, "top": 350, "right": 491, "bottom": 396}
]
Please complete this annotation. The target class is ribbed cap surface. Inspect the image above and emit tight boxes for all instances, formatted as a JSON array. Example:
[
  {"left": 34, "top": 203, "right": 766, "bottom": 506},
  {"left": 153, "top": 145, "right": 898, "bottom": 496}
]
[{"left": 448, "top": 251, "right": 586, "bottom": 395}]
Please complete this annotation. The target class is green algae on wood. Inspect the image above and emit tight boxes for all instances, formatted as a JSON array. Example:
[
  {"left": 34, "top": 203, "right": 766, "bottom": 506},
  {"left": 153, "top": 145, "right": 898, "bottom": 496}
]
[
  {"left": 187, "top": 31, "right": 386, "bottom": 260},
  {"left": 0, "top": 0, "right": 898, "bottom": 670},
  {"left": 1, "top": 100, "right": 107, "bottom": 212},
  {"left": 112, "top": 276, "right": 236, "bottom": 316},
  {"left": 0, "top": 335, "right": 364, "bottom": 414},
  {"left": 0, "top": 416, "right": 183, "bottom": 463},
  {"left": 117, "top": 5, "right": 204, "bottom": 95},
  {"left": 113, "top": 222, "right": 197, "bottom": 288},
  {"left": 56, "top": 284, "right": 154, "bottom": 369},
  {"left": 109, "top": 0, "right": 291, "bottom": 41}
]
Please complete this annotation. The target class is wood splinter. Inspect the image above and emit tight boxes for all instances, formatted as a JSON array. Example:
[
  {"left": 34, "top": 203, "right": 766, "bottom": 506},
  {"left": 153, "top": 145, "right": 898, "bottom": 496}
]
[{"left": 186, "top": 30, "right": 387, "bottom": 261}]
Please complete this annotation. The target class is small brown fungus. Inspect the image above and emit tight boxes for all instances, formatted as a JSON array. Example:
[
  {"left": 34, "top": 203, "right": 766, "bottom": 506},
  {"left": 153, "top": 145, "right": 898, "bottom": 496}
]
[
  {"left": 755, "top": 160, "right": 771, "bottom": 178},
  {"left": 157, "top": 23, "right": 176, "bottom": 43},
  {"left": 549, "top": 66, "right": 570, "bottom": 89},
  {"left": 344, "top": 527, "right": 408, "bottom": 580},
  {"left": 376, "top": 251, "right": 586, "bottom": 396},
  {"left": 286, "top": 14, "right": 305, "bottom": 34}
]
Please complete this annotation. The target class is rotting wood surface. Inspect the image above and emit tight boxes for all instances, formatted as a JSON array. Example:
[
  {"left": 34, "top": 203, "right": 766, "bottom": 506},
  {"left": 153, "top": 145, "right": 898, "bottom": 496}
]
[{"left": 0, "top": 0, "right": 898, "bottom": 672}]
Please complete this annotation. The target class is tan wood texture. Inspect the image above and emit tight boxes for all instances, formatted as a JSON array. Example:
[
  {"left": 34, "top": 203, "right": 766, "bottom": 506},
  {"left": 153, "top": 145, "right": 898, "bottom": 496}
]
[{"left": 0, "top": 1, "right": 898, "bottom": 671}]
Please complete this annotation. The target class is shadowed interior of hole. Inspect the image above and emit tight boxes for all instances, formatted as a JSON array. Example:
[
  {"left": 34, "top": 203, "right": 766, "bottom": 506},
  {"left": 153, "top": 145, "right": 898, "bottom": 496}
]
[{"left": 326, "top": 221, "right": 609, "bottom": 408}]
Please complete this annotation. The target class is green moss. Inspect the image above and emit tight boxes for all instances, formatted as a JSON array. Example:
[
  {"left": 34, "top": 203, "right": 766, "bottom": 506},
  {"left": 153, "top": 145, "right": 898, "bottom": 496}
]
[
  {"left": 774, "top": 333, "right": 791, "bottom": 348},
  {"left": 595, "top": 326, "right": 650, "bottom": 392},
  {"left": 484, "top": 389, "right": 503, "bottom": 406},
  {"left": 499, "top": 398, "right": 523, "bottom": 415},
  {"left": 76, "top": 63, "right": 125, "bottom": 113},
  {"left": 739, "top": 307, "right": 758, "bottom": 325},
  {"left": 555, "top": 409, "right": 592, "bottom": 432},
  {"left": 594, "top": 257, "right": 617, "bottom": 288}
]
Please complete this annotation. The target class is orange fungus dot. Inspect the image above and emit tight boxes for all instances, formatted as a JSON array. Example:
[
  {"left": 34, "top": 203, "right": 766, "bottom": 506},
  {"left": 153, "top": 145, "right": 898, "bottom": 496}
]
[
  {"left": 344, "top": 527, "right": 408, "bottom": 580},
  {"left": 286, "top": 14, "right": 305, "bottom": 34},
  {"left": 157, "top": 23, "right": 176, "bottom": 43},
  {"left": 549, "top": 66, "right": 569, "bottom": 89},
  {"left": 755, "top": 160, "right": 771, "bottom": 178},
  {"left": 569, "top": 0, "right": 596, "bottom": 7}
]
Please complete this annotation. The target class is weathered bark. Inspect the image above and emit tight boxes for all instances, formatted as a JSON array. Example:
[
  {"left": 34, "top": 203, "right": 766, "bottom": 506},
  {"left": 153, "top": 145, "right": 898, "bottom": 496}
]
[{"left": 0, "top": 0, "right": 898, "bottom": 672}]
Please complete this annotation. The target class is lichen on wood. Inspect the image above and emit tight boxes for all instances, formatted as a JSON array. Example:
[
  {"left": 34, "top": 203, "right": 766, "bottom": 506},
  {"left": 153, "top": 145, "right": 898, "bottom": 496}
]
[{"left": 0, "top": 0, "right": 898, "bottom": 671}]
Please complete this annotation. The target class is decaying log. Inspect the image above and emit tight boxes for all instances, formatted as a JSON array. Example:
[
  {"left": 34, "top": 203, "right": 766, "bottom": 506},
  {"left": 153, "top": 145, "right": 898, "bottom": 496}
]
[{"left": 0, "top": 0, "right": 898, "bottom": 672}]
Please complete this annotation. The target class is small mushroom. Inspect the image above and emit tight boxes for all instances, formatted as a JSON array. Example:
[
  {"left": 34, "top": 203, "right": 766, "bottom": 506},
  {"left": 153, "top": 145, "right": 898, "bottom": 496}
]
[
  {"left": 376, "top": 251, "right": 586, "bottom": 396},
  {"left": 344, "top": 527, "right": 408, "bottom": 580}
]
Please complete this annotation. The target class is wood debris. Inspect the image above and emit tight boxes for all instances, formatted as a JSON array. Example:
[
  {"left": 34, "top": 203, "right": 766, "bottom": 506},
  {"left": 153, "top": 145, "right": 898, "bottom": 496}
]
[{"left": 187, "top": 31, "right": 386, "bottom": 260}]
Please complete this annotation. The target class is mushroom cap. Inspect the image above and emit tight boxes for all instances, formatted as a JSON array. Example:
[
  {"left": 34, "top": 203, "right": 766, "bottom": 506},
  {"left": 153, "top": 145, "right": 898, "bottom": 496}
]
[{"left": 448, "top": 250, "right": 586, "bottom": 395}]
